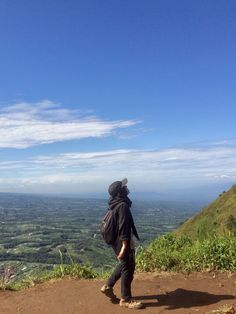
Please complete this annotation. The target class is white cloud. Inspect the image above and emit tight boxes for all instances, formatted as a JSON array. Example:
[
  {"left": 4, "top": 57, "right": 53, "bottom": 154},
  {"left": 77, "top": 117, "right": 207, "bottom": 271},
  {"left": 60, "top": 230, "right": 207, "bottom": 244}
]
[
  {"left": 0, "top": 101, "right": 137, "bottom": 148},
  {"left": 214, "top": 174, "right": 236, "bottom": 179},
  {"left": 0, "top": 143, "right": 236, "bottom": 193}
]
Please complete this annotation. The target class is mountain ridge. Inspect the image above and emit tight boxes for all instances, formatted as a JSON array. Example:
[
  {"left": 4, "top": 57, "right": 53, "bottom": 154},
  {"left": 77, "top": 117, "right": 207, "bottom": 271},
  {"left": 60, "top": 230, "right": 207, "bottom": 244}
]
[{"left": 175, "top": 184, "right": 236, "bottom": 240}]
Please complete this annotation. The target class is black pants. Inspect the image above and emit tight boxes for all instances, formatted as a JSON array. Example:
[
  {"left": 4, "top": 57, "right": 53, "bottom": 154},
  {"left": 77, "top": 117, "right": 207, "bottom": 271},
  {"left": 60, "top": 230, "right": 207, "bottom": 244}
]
[{"left": 107, "top": 241, "right": 135, "bottom": 301}]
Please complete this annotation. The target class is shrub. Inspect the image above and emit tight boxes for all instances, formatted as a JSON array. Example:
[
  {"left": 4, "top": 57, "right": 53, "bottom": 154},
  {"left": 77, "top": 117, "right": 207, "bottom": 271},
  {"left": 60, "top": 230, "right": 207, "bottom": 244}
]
[
  {"left": 136, "top": 233, "right": 236, "bottom": 272},
  {"left": 51, "top": 263, "right": 98, "bottom": 279}
]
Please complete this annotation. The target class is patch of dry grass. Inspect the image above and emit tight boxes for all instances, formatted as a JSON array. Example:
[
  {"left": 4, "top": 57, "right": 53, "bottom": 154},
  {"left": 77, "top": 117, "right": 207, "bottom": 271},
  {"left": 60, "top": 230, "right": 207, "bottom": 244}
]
[{"left": 207, "top": 304, "right": 236, "bottom": 314}]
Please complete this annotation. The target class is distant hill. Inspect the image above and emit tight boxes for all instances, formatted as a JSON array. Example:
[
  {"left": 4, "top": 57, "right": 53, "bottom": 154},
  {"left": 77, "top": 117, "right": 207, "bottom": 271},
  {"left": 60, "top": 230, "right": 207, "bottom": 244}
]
[{"left": 175, "top": 184, "right": 236, "bottom": 240}]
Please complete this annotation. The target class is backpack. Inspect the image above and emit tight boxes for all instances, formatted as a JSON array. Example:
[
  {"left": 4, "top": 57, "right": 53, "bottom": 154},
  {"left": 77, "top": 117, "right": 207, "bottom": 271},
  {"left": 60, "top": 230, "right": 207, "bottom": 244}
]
[{"left": 101, "top": 209, "right": 117, "bottom": 245}]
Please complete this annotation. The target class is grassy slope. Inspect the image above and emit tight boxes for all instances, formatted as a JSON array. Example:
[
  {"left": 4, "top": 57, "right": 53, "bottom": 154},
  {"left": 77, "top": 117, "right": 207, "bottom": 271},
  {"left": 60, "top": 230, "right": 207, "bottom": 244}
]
[
  {"left": 136, "top": 184, "right": 236, "bottom": 273},
  {"left": 175, "top": 184, "right": 236, "bottom": 240}
]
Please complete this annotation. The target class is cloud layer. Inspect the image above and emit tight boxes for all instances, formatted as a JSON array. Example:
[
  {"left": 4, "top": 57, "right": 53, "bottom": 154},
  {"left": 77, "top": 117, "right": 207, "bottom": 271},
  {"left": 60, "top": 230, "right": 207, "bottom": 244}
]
[
  {"left": 0, "top": 101, "right": 137, "bottom": 148},
  {"left": 0, "top": 101, "right": 235, "bottom": 195},
  {"left": 0, "top": 143, "right": 235, "bottom": 193}
]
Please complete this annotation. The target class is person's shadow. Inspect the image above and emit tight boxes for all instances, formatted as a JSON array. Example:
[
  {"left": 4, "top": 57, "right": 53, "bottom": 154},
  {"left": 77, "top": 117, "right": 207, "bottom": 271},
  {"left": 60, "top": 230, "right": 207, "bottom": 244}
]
[{"left": 135, "top": 289, "right": 235, "bottom": 309}]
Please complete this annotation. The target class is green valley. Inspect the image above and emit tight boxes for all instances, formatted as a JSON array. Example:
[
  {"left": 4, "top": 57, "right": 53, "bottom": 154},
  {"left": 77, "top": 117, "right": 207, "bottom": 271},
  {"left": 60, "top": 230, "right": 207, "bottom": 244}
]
[{"left": 0, "top": 193, "right": 197, "bottom": 282}]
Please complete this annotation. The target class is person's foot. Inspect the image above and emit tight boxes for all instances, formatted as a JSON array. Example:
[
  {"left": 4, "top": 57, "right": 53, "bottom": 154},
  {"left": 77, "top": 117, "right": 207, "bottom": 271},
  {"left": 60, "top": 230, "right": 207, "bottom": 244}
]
[
  {"left": 100, "top": 284, "right": 113, "bottom": 294},
  {"left": 100, "top": 284, "right": 118, "bottom": 302},
  {"left": 119, "top": 299, "right": 144, "bottom": 309}
]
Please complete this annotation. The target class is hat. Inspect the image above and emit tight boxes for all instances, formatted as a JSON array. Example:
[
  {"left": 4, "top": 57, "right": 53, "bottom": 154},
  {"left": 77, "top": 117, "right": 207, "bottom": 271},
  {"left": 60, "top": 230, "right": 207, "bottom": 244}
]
[{"left": 108, "top": 178, "right": 128, "bottom": 197}]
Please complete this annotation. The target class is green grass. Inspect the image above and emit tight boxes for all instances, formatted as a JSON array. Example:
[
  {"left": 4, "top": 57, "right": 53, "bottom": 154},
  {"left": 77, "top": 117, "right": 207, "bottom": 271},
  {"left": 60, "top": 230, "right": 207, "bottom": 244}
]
[
  {"left": 0, "top": 263, "right": 99, "bottom": 291},
  {"left": 0, "top": 246, "right": 116, "bottom": 291},
  {"left": 136, "top": 233, "right": 236, "bottom": 272},
  {"left": 175, "top": 184, "right": 236, "bottom": 240},
  {"left": 3, "top": 233, "right": 236, "bottom": 291}
]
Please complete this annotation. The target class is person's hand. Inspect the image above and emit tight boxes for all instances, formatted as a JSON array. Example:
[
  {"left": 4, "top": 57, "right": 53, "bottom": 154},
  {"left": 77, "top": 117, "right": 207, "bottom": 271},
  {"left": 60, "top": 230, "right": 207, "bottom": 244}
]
[
  {"left": 117, "top": 251, "right": 125, "bottom": 260},
  {"left": 117, "top": 240, "right": 127, "bottom": 260}
]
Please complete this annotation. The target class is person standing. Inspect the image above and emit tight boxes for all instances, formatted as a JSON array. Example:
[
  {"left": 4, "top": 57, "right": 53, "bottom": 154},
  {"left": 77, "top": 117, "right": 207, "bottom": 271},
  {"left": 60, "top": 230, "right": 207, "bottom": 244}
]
[{"left": 101, "top": 178, "right": 143, "bottom": 309}]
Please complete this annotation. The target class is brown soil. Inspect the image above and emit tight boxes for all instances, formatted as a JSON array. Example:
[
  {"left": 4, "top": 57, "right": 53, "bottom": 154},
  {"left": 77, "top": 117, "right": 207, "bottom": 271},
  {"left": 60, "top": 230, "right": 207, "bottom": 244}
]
[{"left": 1, "top": 272, "right": 236, "bottom": 314}]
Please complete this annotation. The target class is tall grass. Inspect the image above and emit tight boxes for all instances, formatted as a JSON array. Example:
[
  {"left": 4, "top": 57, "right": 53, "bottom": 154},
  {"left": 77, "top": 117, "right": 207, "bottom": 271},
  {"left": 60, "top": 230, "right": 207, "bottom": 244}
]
[
  {"left": 3, "top": 234, "right": 236, "bottom": 291},
  {"left": 1, "top": 250, "right": 98, "bottom": 291},
  {"left": 136, "top": 233, "right": 236, "bottom": 272}
]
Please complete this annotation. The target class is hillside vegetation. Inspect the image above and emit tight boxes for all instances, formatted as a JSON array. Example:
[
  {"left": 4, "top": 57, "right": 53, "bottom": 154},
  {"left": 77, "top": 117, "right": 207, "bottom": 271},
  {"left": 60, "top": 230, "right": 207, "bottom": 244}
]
[
  {"left": 175, "top": 184, "right": 236, "bottom": 240},
  {"left": 136, "top": 233, "right": 236, "bottom": 272},
  {"left": 137, "top": 184, "right": 236, "bottom": 273}
]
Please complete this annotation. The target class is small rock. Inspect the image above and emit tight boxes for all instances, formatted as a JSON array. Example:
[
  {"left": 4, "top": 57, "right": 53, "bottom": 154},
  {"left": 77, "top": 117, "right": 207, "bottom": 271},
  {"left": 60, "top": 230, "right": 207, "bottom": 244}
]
[{"left": 226, "top": 306, "right": 236, "bottom": 314}]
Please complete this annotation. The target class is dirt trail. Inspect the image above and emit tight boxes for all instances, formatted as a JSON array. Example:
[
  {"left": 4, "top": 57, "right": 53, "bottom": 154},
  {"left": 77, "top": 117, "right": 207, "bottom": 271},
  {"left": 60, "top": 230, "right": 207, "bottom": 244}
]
[{"left": 1, "top": 272, "right": 236, "bottom": 314}]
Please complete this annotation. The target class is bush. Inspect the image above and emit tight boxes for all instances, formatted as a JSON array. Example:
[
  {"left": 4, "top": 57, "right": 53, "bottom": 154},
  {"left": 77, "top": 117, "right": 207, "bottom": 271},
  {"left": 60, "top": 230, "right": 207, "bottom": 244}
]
[
  {"left": 51, "top": 263, "right": 98, "bottom": 279},
  {"left": 136, "top": 233, "right": 236, "bottom": 272}
]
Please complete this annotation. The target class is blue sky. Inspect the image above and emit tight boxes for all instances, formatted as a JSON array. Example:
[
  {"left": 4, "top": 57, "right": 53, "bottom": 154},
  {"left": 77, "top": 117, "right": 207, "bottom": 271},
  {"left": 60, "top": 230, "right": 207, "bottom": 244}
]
[{"left": 0, "top": 0, "right": 235, "bottom": 199}]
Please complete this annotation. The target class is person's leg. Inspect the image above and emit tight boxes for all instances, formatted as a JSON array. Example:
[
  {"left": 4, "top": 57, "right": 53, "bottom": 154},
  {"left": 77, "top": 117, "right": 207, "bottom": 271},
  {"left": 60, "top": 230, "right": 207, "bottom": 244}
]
[
  {"left": 120, "top": 249, "right": 135, "bottom": 301},
  {"left": 103, "top": 239, "right": 122, "bottom": 288},
  {"left": 119, "top": 250, "right": 143, "bottom": 309},
  {"left": 101, "top": 240, "right": 122, "bottom": 303},
  {"left": 127, "top": 249, "right": 135, "bottom": 296},
  {"left": 107, "top": 262, "right": 122, "bottom": 287}
]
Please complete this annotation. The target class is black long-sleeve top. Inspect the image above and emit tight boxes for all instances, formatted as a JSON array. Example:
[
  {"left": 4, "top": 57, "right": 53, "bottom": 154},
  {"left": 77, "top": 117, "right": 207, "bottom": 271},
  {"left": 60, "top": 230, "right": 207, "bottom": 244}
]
[{"left": 108, "top": 196, "right": 139, "bottom": 242}]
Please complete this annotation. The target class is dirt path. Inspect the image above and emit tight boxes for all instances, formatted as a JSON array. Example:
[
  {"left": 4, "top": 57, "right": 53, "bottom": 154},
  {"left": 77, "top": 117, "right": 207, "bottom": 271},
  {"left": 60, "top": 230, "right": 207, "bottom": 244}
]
[{"left": 1, "top": 272, "right": 236, "bottom": 314}]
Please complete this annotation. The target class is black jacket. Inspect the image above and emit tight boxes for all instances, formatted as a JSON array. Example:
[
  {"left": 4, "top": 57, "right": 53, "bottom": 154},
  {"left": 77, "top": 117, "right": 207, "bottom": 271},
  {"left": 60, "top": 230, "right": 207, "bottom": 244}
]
[{"left": 108, "top": 195, "right": 140, "bottom": 242}]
